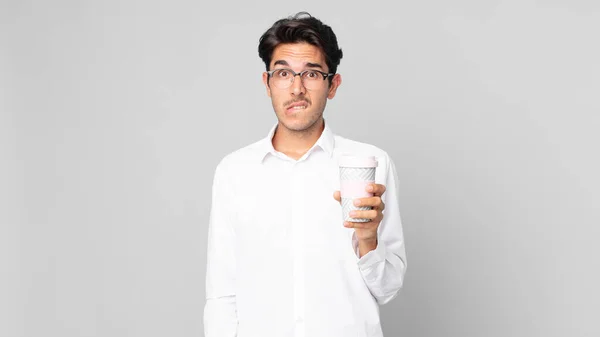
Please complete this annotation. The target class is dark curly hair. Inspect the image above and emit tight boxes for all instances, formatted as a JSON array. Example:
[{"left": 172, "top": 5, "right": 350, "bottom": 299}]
[{"left": 258, "top": 12, "right": 343, "bottom": 76}]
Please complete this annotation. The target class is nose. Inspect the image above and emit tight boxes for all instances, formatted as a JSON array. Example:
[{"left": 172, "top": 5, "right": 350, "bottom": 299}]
[{"left": 290, "top": 74, "right": 306, "bottom": 95}]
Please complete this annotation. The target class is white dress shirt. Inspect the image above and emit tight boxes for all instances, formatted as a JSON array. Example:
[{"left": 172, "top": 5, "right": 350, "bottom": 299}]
[{"left": 204, "top": 120, "right": 407, "bottom": 337}]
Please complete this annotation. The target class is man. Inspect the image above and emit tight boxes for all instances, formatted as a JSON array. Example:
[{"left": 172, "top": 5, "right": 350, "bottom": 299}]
[{"left": 204, "top": 12, "right": 407, "bottom": 337}]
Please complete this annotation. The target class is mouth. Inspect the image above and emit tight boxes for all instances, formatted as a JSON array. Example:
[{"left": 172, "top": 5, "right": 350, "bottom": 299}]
[{"left": 286, "top": 101, "right": 309, "bottom": 112}]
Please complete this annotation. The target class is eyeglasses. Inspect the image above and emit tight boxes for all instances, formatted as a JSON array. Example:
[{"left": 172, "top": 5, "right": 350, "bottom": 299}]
[{"left": 266, "top": 68, "right": 335, "bottom": 90}]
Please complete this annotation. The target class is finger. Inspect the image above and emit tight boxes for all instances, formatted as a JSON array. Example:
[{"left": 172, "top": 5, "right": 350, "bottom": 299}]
[
  {"left": 349, "top": 211, "right": 384, "bottom": 225},
  {"left": 344, "top": 221, "right": 374, "bottom": 229},
  {"left": 371, "top": 184, "right": 386, "bottom": 196},
  {"left": 333, "top": 190, "right": 341, "bottom": 203},
  {"left": 376, "top": 211, "right": 384, "bottom": 223},
  {"left": 349, "top": 209, "right": 378, "bottom": 221},
  {"left": 367, "top": 183, "right": 386, "bottom": 196},
  {"left": 353, "top": 196, "right": 383, "bottom": 208}
]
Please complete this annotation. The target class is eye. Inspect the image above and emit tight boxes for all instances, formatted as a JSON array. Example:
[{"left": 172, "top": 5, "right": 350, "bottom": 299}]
[
  {"left": 304, "top": 70, "right": 319, "bottom": 79},
  {"left": 275, "top": 69, "right": 290, "bottom": 78}
]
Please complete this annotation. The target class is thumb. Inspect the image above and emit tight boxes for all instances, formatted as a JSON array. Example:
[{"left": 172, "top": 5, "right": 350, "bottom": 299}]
[{"left": 333, "top": 190, "right": 341, "bottom": 204}]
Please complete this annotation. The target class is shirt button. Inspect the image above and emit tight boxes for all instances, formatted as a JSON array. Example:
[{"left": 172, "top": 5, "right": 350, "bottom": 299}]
[{"left": 296, "top": 316, "right": 304, "bottom": 323}]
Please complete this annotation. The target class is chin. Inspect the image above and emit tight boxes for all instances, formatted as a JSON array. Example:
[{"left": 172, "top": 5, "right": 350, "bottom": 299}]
[
  {"left": 280, "top": 117, "right": 320, "bottom": 132},
  {"left": 280, "top": 121, "right": 306, "bottom": 132}
]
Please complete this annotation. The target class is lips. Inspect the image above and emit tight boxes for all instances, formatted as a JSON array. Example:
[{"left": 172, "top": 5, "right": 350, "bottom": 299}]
[{"left": 286, "top": 101, "right": 309, "bottom": 112}]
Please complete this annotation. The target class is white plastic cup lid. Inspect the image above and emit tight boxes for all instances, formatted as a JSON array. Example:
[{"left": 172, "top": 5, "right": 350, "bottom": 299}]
[{"left": 338, "top": 155, "right": 378, "bottom": 168}]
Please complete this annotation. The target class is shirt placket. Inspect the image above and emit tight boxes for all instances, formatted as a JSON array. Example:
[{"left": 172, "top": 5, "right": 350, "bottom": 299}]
[{"left": 291, "top": 161, "right": 305, "bottom": 337}]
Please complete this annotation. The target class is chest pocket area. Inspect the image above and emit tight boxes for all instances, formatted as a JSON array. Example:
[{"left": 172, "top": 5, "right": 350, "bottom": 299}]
[{"left": 233, "top": 181, "right": 292, "bottom": 253}]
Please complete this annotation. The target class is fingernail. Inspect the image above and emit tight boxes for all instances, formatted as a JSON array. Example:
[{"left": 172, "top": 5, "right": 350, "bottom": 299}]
[
  {"left": 349, "top": 211, "right": 357, "bottom": 217},
  {"left": 367, "top": 185, "right": 374, "bottom": 192},
  {"left": 353, "top": 199, "right": 361, "bottom": 206}
]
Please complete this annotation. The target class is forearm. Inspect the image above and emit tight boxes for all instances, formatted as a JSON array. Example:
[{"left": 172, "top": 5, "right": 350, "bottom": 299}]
[
  {"left": 358, "top": 238, "right": 378, "bottom": 258},
  {"left": 357, "top": 237, "right": 406, "bottom": 305},
  {"left": 204, "top": 296, "right": 238, "bottom": 337},
  {"left": 205, "top": 160, "right": 238, "bottom": 336},
  {"left": 356, "top": 154, "right": 407, "bottom": 305}
]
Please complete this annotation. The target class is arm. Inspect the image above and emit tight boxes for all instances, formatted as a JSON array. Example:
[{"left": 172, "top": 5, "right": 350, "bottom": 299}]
[
  {"left": 204, "top": 162, "right": 238, "bottom": 336},
  {"left": 353, "top": 155, "right": 407, "bottom": 305}
]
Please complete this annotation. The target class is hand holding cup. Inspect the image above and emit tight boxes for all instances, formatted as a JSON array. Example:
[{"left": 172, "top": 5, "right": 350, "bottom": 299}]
[{"left": 333, "top": 155, "right": 386, "bottom": 243}]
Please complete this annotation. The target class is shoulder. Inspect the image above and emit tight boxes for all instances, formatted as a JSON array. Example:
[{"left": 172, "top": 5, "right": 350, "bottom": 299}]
[{"left": 213, "top": 138, "right": 266, "bottom": 175}]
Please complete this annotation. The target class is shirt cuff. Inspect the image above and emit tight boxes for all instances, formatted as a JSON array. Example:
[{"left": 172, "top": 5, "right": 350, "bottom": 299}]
[{"left": 352, "top": 232, "right": 387, "bottom": 270}]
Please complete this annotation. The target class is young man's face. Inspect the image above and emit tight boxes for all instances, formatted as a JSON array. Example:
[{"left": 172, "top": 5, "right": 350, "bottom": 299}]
[{"left": 262, "top": 42, "right": 341, "bottom": 133}]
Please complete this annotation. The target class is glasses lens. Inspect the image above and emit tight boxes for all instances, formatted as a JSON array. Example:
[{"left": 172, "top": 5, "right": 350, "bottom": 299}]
[
  {"left": 270, "top": 69, "right": 327, "bottom": 90},
  {"left": 301, "top": 70, "right": 325, "bottom": 90},
  {"left": 271, "top": 69, "right": 292, "bottom": 89}
]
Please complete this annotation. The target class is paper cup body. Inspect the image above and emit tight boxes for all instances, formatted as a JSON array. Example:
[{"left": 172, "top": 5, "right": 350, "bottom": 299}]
[{"left": 339, "top": 155, "right": 378, "bottom": 223}]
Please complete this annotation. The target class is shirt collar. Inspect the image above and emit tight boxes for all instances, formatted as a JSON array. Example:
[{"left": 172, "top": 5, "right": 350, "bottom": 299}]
[{"left": 256, "top": 119, "right": 335, "bottom": 163}]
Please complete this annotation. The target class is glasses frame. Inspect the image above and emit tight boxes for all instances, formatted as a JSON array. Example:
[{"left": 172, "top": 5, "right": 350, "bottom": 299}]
[{"left": 266, "top": 68, "right": 335, "bottom": 89}]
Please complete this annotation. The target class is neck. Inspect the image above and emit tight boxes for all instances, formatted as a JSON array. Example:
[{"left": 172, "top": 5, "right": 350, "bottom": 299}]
[{"left": 272, "top": 118, "right": 325, "bottom": 160}]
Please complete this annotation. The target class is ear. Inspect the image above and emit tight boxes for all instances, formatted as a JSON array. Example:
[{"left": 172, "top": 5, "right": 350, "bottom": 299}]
[
  {"left": 327, "top": 73, "right": 342, "bottom": 99},
  {"left": 262, "top": 72, "right": 271, "bottom": 97}
]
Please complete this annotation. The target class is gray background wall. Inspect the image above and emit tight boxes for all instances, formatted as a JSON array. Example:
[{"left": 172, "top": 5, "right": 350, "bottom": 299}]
[{"left": 2, "top": 0, "right": 599, "bottom": 336}]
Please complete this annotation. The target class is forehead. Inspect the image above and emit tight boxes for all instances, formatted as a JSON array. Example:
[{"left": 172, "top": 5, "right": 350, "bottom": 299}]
[{"left": 270, "top": 43, "right": 326, "bottom": 69}]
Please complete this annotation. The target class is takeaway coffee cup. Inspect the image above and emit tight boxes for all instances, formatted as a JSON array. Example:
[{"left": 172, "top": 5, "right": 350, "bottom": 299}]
[{"left": 339, "top": 155, "right": 378, "bottom": 223}]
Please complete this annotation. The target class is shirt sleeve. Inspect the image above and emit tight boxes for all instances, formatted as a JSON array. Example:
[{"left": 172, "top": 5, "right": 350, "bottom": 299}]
[
  {"left": 204, "top": 161, "right": 238, "bottom": 336},
  {"left": 352, "top": 154, "right": 408, "bottom": 305}
]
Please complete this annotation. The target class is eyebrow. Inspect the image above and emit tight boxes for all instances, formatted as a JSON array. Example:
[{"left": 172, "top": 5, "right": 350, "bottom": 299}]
[{"left": 272, "top": 60, "right": 324, "bottom": 69}]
